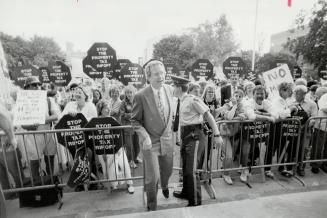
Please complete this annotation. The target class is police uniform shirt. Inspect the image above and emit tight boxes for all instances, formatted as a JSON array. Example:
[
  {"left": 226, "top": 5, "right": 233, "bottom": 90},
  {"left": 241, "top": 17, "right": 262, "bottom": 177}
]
[{"left": 180, "top": 94, "right": 209, "bottom": 126}]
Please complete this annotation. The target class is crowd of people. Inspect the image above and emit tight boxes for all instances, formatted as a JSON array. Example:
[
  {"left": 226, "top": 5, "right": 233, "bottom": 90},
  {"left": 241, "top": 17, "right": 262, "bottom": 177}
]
[{"left": 1, "top": 60, "right": 327, "bottom": 211}]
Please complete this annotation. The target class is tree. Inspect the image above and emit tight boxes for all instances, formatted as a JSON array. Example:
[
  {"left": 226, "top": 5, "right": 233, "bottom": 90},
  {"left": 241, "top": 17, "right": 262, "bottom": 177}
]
[
  {"left": 190, "top": 15, "right": 238, "bottom": 66},
  {"left": 0, "top": 32, "right": 65, "bottom": 68},
  {"left": 255, "top": 52, "right": 297, "bottom": 74},
  {"left": 284, "top": 0, "right": 327, "bottom": 69},
  {"left": 152, "top": 34, "right": 197, "bottom": 69}
]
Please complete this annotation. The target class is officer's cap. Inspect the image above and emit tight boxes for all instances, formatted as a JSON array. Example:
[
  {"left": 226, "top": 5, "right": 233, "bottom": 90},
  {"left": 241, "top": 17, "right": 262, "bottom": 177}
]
[{"left": 171, "top": 75, "right": 190, "bottom": 85}]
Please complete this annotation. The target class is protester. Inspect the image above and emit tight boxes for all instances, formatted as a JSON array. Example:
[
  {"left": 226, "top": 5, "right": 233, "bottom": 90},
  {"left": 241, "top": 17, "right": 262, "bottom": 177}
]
[
  {"left": 17, "top": 76, "right": 59, "bottom": 179},
  {"left": 288, "top": 85, "right": 318, "bottom": 176},
  {"left": 120, "top": 85, "right": 141, "bottom": 169},
  {"left": 107, "top": 85, "right": 122, "bottom": 123},
  {"left": 92, "top": 89, "right": 102, "bottom": 106},
  {"left": 131, "top": 60, "right": 176, "bottom": 211},
  {"left": 96, "top": 100, "right": 134, "bottom": 193}
]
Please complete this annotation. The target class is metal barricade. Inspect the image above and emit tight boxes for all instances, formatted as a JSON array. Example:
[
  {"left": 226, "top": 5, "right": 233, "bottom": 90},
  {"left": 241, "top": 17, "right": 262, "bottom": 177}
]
[
  {"left": 0, "top": 125, "right": 144, "bottom": 196},
  {"left": 301, "top": 116, "right": 327, "bottom": 168},
  {"left": 209, "top": 118, "right": 302, "bottom": 183}
]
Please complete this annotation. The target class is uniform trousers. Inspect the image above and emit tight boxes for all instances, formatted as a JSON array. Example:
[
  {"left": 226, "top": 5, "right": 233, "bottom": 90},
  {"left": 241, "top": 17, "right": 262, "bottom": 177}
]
[{"left": 181, "top": 125, "right": 207, "bottom": 206}]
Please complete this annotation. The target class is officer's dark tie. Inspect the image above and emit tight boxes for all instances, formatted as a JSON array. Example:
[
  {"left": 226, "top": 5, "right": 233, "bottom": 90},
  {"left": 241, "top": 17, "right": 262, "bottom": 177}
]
[{"left": 173, "top": 99, "right": 180, "bottom": 132}]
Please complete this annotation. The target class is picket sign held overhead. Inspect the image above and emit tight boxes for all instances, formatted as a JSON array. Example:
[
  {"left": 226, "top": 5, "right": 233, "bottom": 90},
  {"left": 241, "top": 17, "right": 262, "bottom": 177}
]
[
  {"left": 164, "top": 63, "right": 179, "bottom": 84},
  {"left": 262, "top": 64, "right": 294, "bottom": 98},
  {"left": 13, "top": 90, "right": 47, "bottom": 126},
  {"left": 191, "top": 59, "right": 214, "bottom": 81}
]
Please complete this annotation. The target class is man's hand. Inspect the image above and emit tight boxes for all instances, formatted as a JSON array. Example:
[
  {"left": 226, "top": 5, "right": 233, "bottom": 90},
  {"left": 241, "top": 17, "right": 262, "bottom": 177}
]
[
  {"left": 68, "top": 111, "right": 77, "bottom": 117},
  {"left": 22, "top": 123, "right": 39, "bottom": 131}
]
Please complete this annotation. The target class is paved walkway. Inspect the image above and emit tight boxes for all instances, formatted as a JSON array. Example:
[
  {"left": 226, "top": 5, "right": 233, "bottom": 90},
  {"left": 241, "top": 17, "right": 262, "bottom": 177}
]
[
  {"left": 105, "top": 190, "right": 327, "bottom": 218},
  {"left": 5, "top": 168, "right": 327, "bottom": 218}
]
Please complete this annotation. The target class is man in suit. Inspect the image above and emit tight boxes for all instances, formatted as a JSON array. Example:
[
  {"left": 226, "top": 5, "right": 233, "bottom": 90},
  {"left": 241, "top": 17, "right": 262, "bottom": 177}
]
[
  {"left": 220, "top": 74, "right": 240, "bottom": 106},
  {"left": 131, "top": 60, "right": 176, "bottom": 211}
]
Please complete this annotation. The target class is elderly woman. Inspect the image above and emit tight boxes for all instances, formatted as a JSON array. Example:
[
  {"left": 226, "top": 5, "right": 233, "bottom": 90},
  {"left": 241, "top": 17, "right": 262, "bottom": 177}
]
[
  {"left": 288, "top": 85, "right": 318, "bottom": 176},
  {"left": 107, "top": 85, "right": 122, "bottom": 123},
  {"left": 120, "top": 85, "right": 141, "bottom": 168},
  {"left": 61, "top": 85, "right": 97, "bottom": 122}
]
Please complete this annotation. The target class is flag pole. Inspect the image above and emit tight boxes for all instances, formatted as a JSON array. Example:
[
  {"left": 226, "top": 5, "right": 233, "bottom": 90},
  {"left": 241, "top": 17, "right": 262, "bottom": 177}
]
[{"left": 251, "top": 0, "right": 259, "bottom": 71}]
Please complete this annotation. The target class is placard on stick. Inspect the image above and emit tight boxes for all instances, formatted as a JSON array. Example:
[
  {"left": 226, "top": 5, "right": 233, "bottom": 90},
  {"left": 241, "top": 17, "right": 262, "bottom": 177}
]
[
  {"left": 164, "top": 63, "right": 179, "bottom": 84},
  {"left": 48, "top": 61, "right": 72, "bottom": 86},
  {"left": 120, "top": 63, "right": 146, "bottom": 88},
  {"left": 13, "top": 90, "right": 47, "bottom": 126},
  {"left": 222, "top": 57, "right": 245, "bottom": 79},
  {"left": 10, "top": 64, "right": 40, "bottom": 88},
  {"left": 113, "top": 59, "right": 132, "bottom": 81},
  {"left": 191, "top": 59, "right": 214, "bottom": 81}
]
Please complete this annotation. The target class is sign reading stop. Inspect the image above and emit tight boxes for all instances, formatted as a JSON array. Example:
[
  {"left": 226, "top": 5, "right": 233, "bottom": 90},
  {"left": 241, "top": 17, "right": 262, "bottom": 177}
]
[
  {"left": 48, "top": 61, "right": 72, "bottom": 86},
  {"left": 191, "top": 59, "right": 214, "bottom": 81},
  {"left": 120, "top": 63, "right": 146, "bottom": 89},
  {"left": 10, "top": 64, "right": 39, "bottom": 88},
  {"left": 222, "top": 57, "right": 245, "bottom": 79},
  {"left": 83, "top": 42, "right": 117, "bottom": 79}
]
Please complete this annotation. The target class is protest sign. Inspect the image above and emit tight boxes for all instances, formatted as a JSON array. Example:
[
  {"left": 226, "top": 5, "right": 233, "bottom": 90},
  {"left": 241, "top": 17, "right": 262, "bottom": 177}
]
[
  {"left": 67, "top": 148, "right": 90, "bottom": 188},
  {"left": 10, "top": 64, "right": 39, "bottom": 88},
  {"left": 262, "top": 64, "right": 294, "bottom": 97},
  {"left": 191, "top": 59, "right": 214, "bottom": 81},
  {"left": 120, "top": 63, "right": 146, "bottom": 88},
  {"left": 84, "top": 117, "right": 123, "bottom": 155},
  {"left": 38, "top": 67, "right": 51, "bottom": 83},
  {"left": 55, "top": 113, "right": 88, "bottom": 156},
  {"left": 112, "top": 59, "right": 132, "bottom": 81},
  {"left": 222, "top": 57, "right": 245, "bottom": 79},
  {"left": 318, "top": 64, "right": 327, "bottom": 80},
  {"left": 247, "top": 71, "right": 257, "bottom": 82},
  {"left": 164, "top": 63, "right": 178, "bottom": 84},
  {"left": 48, "top": 61, "right": 72, "bottom": 86},
  {"left": 84, "top": 42, "right": 117, "bottom": 79},
  {"left": 82, "top": 56, "right": 102, "bottom": 79},
  {"left": 13, "top": 90, "right": 47, "bottom": 126},
  {"left": 293, "top": 66, "right": 302, "bottom": 79}
]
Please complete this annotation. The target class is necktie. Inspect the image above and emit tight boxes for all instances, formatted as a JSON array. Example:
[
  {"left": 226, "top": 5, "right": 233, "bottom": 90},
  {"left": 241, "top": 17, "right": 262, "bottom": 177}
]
[
  {"left": 157, "top": 90, "right": 165, "bottom": 123},
  {"left": 173, "top": 99, "right": 180, "bottom": 132}
]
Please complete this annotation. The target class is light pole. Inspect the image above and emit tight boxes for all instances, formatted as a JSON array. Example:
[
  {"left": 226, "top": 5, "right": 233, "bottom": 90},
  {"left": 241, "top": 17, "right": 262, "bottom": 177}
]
[{"left": 251, "top": 0, "right": 259, "bottom": 71}]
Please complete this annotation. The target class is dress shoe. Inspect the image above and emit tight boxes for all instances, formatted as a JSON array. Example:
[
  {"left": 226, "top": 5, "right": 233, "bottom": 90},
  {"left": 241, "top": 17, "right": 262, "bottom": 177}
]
[
  {"left": 311, "top": 167, "right": 320, "bottom": 174},
  {"left": 187, "top": 202, "right": 201, "bottom": 207},
  {"left": 162, "top": 188, "right": 169, "bottom": 198},
  {"left": 173, "top": 191, "right": 187, "bottom": 199}
]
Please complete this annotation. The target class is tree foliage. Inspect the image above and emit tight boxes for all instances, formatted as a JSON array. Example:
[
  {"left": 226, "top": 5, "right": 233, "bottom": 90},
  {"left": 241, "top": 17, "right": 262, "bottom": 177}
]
[
  {"left": 255, "top": 52, "right": 297, "bottom": 74},
  {"left": 153, "top": 34, "right": 197, "bottom": 69},
  {"left": 284, "top": 0, "right": 327, "bottom": 68},
  {"left": 0, "top": 32, "right": 64, "bottom": 68},
  {"left": 152, "top": 14, "right": 238, "bottom": 68}
]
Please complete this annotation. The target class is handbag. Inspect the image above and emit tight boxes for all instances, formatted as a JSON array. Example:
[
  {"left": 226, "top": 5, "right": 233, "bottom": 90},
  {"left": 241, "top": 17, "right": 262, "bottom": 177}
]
[{"left": 19, "top": 175, "right": 63, "bottom": 208}]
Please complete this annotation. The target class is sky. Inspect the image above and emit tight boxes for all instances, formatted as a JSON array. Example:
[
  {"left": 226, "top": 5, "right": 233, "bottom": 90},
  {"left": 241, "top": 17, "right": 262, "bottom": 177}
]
[{"left": 0, "top": 0, "right": 319, "bottom": 63}]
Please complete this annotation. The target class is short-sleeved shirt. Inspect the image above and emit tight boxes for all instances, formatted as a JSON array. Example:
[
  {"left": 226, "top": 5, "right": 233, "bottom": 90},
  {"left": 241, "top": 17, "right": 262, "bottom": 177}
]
[
  {"left": 315, "top": 94, "right": 327, "bottom": 131},
  {"left": 180, "top": 94, "right": 209, "bottom": 126}
]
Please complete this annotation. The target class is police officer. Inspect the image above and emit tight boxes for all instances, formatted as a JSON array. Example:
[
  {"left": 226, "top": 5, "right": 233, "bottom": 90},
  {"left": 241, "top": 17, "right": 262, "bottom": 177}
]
[{"left": 171, "top": 75, "right": 223, "bottom": 206}]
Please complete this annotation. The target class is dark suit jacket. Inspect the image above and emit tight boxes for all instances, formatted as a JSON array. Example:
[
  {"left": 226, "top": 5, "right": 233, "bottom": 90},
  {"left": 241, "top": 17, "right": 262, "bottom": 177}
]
[{"left": 220, "top": 85, "right": 232, "bottom": 106}]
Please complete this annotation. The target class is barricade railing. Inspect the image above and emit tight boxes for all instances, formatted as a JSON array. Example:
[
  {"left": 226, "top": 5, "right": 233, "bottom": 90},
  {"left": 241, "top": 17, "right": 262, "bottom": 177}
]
[
  {"left": 0, "top": 125, "right": 144, "bottom": 196},
  {"left": 209, "top": 118, "right": 302, "bottom": 183},
  {"left": 301, "top": 116, "right": 327, "bottom": 166}
]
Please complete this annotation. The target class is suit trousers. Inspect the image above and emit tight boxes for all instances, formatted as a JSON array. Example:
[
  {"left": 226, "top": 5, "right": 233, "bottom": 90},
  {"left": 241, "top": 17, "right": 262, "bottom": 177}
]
[
  {"left": 181, "top": 126, "right": 207, "bottom": 206},
  {"left": 143, "top": 149, "right": 173, "bottom": 211}
]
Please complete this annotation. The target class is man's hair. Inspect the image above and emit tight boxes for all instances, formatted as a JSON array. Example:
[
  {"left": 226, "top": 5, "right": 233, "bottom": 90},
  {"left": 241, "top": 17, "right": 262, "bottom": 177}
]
[
  {"left": 144, "top": 60, "right": 165, "bottom": 81},
  {"left": 175, "top": 83, "right": 188, "bottom": 93}
]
